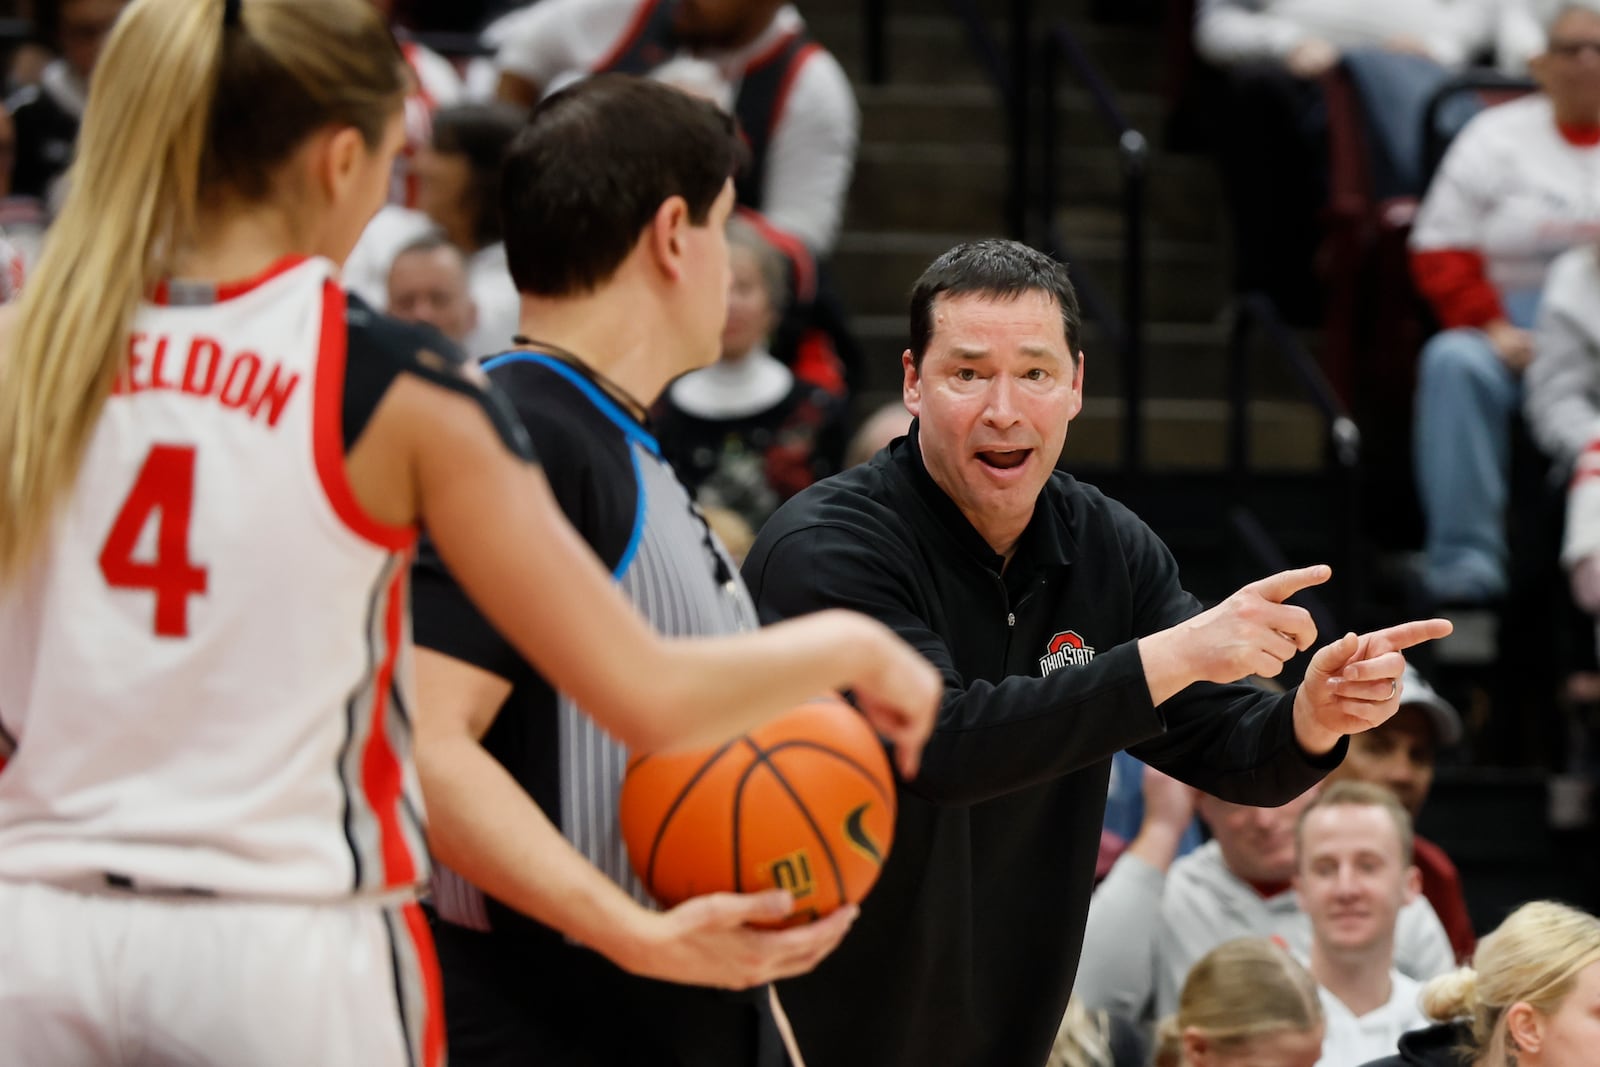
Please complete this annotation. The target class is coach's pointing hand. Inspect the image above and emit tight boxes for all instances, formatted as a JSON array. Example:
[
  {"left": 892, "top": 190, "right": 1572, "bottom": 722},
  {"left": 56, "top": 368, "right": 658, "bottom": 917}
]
[
  {"left": 1291, "top": 618, "right": 1454, "bottom": 754},
  {"left": 1138, "top": 564, "right": 1329, "bottom": 705}
]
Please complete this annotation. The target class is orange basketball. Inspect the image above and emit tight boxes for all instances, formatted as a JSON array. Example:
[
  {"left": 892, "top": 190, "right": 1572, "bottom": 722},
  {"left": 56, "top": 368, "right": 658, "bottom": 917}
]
[{"left": 619, "top": 696, "right": 897, "bottom": 927}]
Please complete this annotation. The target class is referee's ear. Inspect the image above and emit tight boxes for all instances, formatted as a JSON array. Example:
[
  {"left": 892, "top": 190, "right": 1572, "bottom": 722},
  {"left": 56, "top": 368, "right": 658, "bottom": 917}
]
[
  {"left": 902, "top": 350, "right": 922, "bottom": 416},
  {"left": 648, "top": 195, "right": 693, "bottom": 284}
]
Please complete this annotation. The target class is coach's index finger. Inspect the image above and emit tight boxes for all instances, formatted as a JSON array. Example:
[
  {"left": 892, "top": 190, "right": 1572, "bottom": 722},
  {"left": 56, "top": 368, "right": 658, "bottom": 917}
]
[
  {"left": 1356, "top": 618, "right": 1455, "bottom": 655},
  {"left": 1242, "top": 564, "right": 1332, "bottom": 604}
]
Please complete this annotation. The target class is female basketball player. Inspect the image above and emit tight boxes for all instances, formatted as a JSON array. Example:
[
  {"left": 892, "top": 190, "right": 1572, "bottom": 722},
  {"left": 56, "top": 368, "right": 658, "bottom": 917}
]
[{"left": 0, "top": 1, "right": 937, "bottom": 1063}]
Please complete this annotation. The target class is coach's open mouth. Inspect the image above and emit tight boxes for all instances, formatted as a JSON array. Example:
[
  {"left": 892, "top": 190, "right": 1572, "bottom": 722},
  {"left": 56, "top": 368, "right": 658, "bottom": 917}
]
[{"left": 976, "top": 449, "right": 1031, "bottom": 471}]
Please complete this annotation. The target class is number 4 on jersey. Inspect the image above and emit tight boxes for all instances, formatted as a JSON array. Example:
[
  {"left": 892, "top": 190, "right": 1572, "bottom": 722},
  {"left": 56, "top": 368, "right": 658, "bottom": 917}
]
[{"left": 98, "top": 444, "right": 208, "bottom": 638}]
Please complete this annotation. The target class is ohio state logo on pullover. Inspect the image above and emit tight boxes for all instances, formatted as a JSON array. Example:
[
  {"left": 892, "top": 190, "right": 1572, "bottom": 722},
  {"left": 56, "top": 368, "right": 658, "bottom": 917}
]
[{"left": 1039, "top": 630, "right": 1096, "bottom": 675}]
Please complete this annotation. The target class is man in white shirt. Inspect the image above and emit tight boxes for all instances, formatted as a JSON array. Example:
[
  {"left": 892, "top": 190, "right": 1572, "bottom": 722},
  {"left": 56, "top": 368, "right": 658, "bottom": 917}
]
[
  {"left": 385, "top": 234, "right": 478, "bottom": 349},
  {"left": 488, "top": 0, "right": 857, "bottom": 256},
  {"left": 1294, "top": 780, "right": 1430, "bottom": 1066}
]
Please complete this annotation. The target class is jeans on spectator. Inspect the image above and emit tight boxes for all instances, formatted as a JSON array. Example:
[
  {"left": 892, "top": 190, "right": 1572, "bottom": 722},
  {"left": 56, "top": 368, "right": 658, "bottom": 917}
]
[
  {"left": 1413, "top": 328, "right": 1522, "bottom": 602},
  {"left": 1341, "top": 49, "right": 1481, "bottom": 198}
]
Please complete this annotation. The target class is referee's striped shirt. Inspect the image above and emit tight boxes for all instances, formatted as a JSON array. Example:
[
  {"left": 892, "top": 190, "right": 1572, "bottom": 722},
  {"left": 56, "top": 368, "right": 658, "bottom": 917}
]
[{"left": 411, "top": 351, "right": 757, "bottom": 933}]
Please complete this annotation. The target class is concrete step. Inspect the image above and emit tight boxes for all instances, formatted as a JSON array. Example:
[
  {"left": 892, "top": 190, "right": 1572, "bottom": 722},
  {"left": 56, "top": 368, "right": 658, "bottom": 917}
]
[
  {"left": 845, "top": 142, "right": 1222, "bottom": 255},
  {"left": 833, "top": 229, "right": 1229, "bottom": 324},
  {"left": 812, "top": 15, "right": 1165, "bottom": 93}
]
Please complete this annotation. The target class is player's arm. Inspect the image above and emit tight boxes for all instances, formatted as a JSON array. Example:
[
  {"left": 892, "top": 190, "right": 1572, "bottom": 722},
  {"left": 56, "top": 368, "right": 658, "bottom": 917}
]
[
  {"left": 412, "top": 647, "right": 856, "bottom": 987},
  {"left": 356, "top": 367, "right": 938, "bottom": 766}
]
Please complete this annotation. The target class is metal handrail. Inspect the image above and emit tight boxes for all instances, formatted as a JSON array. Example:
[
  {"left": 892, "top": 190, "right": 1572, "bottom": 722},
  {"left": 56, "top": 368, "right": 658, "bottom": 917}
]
[{"left": 1038, "top": 22, "right": 1147, "bottom": 469}]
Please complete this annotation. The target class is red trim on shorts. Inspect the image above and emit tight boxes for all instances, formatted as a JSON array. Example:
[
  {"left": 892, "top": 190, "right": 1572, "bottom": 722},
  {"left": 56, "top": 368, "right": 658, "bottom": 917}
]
[
  {"left": 363, "top": 565, "right": 417, "bottom": 889},
  {"left": 311, "top": 279, "right": 417, "bottom": 551},
  {"left": 402, "top": 901, "right": 447, "bottom": 1067},
  {"left": 149, "top": 255, "right": 309, "bottom": 306},
  {"left": 593, "top": 0, "right": 662, "bottom": 73}
]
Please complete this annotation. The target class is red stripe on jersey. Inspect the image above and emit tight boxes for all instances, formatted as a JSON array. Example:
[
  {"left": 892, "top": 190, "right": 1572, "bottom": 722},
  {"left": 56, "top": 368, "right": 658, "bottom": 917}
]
[
  {"left": 402, "top": 901, "right": 447, "bottom": 1067},
  {"left": 1410, "top": 248, "right": 1504, "bottom": 329},
  {"left": 312, "top": 280, "right": 416, "bottom": 551},
  {"left": 594, "top": 0, "right": 662, "bottom": 73},
  {"left": 150, "top": 255, "right": 309, "bottom": 306},
  {"left": 362, "top": 563, "right": 417, "bottom": 889}
]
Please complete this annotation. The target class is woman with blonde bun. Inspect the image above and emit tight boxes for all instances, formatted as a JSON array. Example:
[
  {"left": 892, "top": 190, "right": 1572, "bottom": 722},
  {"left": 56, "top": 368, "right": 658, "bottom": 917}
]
[
  {"left": 1359, "top": 900, "right": 1600, "bottom": 1067},
  {"left": 1152, "top": 937, "right": 1325, "bottom": 1067}
]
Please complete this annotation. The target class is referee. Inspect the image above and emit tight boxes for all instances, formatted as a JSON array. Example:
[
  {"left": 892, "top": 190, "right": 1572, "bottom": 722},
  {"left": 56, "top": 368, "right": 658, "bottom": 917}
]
[
  {"left": 741, "top": 239, "right": 1453, "bottom": 1067},
  {"left": 408, "top": 76, "right": 932, "bottom": 1065}
]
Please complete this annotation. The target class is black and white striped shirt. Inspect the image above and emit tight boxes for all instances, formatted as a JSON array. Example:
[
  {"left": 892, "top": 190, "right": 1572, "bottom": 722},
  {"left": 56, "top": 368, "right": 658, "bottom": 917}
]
[{"left": 411, "top": 351, "right": 756, "bottom": 935}]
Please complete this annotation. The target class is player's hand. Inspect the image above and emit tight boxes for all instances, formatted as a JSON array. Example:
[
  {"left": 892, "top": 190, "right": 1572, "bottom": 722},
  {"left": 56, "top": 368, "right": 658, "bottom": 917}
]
[
  {"left": 622, "top": 890, "right": 858, "bottom": 990},
  {"left": 1292, "top": 619, "right": 1454, "bottom": 753},
  {"left": 1139, "top": 565, "right": 1328, "bottom": 704},
  {"left": 842, "top": 616, "right": 942, "bottom": 780}
]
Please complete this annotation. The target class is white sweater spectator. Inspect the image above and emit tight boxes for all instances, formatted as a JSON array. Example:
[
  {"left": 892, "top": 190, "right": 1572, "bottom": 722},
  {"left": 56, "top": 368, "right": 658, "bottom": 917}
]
[
  {"left": 1075, "top": 843, "right": 1457, "bottom": 1020},
  {"left": 492, "top": 0, "right": 857, "bottom": 254},
  {"left": 1525, "top": 244, "right": 1600, "bottom": 470},
  {"left": 1195, "top": 0, "right": 1493, "bottom": 68},
  {"left": 1411, "top": 93, "right": 1600, "bottom": 313}
]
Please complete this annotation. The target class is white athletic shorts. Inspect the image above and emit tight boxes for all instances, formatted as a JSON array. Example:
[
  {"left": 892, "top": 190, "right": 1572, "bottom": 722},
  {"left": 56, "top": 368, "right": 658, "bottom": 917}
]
[{"left": 0, "top": 880, "right": 443, "bottom": 1066}]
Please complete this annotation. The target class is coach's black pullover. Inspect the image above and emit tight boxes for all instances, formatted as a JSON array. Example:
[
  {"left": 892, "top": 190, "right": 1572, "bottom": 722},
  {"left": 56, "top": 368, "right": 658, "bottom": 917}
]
[{"left": 741, "top": 426, "right": 1344, "bottom": 1067}]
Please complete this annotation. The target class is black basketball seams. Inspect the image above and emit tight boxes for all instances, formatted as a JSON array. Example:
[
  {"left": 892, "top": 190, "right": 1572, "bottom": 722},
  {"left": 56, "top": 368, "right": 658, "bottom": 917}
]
[
  {"left": 740, "top": 737, "right": 847, "bottom": 907},
  {"left": 643, "top": 737, "right": 740, "bottom": 900},
  {"left": 729, "top": 737, "right": 769, "bottom": 894},
  {"left": 758, "top": 739, "right": 895, "bottom": 809}
]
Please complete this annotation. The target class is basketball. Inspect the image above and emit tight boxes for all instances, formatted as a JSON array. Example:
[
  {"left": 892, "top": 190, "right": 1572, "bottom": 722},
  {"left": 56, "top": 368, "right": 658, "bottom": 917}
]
[{"left": 619, "top": 696, "right": 897, "bottom": 927}]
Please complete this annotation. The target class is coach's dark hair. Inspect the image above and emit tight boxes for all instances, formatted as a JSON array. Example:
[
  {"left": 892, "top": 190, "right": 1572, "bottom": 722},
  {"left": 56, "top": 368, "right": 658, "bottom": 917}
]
[
  {"left": 907, "top": 239, "right": 1081, "bottom": 371},
  {"left": 430, "top": 103, "right": 523, "bottom": 252},
  {"left": 0, "top": 0, "right": 406, "bottom": 581},
  {"left": 501, "top": 74, "right": 743, "bottom": 297}
]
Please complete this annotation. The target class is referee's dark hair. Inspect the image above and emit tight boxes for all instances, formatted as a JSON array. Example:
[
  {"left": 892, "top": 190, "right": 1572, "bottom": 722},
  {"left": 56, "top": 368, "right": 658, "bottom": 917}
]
[
  {"left": 501, "top": 73, "right": 744, "bottom": 298},
  {"left": 908, "top": 239, "right": 1082, "bottom": 371}
]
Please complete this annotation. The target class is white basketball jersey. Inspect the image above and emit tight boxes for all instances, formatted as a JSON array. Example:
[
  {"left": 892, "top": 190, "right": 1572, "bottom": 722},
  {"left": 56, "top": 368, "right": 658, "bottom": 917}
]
[{"left": 0, "top": 256, "right": 429, "bottom": 902}]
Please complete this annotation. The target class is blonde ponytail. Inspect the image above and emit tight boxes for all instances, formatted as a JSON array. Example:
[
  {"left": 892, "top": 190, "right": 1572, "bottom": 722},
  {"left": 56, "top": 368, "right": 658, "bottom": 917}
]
[
  {"left": 1419, "top": 965, "right": 1479, "bottom": 1023},
  {"left": 0, "top": 0, "right": 404, "bottom": 582},
  {"left": 0, "top": 0, "right": 223, "bottom": 580}
]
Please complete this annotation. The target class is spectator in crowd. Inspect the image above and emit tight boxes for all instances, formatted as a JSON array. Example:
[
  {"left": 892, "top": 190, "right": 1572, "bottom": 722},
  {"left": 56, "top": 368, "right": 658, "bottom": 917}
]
[
  {"left": 1409, "top": 1, "right": 1600, "bottom": 607},
  {"left": 1359, "top": 900, "right": 1600, "bottom": 1067},
  {"left": 1527, "top": 243, "right": 1600, "bottom": 626},
  {"left": 376, "top": 0, "right": 468, "bottom": 210},
  {"left": 412, "top": 102, "right": 521, "bottom": 356},
  {"left": 6, "top": 0, "right": 128, "bottom": 212},
  {"left": 1152, "top": 938, "right": 1326, "bottom": 1067},
  {"left": 654, "top": 215, "right": 847, "bottom": 532},
  {"left": 385, "top": 233, "right": 478, "bottom": 348},
  {"left": 844, "top": 400, "right": 912, "bottom": 468},
  {"left": 1295, "top": 782, "right": 1430, "bottom": 1066},
  {"left": 1079, "top": 784, "right": 1455, "bottom": 1021},
  {"left": 1323, "top": 661, "right": 1475, "bottom": 961},
  {"left": 1195, "top": 0, "right": 1490, "bottom": 323},
  {"left": 488, "top": 0, "right": 857, "bottom": 258},
  {"left": 1048, "top": 997, "right": 1147, "bottom": 1067}
]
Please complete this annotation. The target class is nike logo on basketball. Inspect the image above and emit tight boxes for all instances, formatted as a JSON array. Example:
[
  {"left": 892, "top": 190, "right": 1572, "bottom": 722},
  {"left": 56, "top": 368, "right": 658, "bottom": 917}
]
[{"left": 844, "top": 803, "right": 884, "bottom": 864}]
